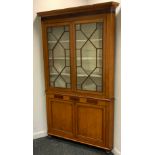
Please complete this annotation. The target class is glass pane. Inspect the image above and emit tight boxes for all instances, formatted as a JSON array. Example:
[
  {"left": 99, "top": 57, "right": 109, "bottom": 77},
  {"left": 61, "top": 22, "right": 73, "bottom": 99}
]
[
  {"left": 82, "top": 78, "right": 96, "bottom": 91},
  {"left": 47, "top": 25, "right": 71, "bottom": 88},
  {"left": 76, "top": 22, "right": 103, "bottom": 92}
]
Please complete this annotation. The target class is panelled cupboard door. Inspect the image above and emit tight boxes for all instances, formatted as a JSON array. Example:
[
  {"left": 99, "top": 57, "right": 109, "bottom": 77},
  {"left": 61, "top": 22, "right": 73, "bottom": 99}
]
[
  {"left": 76, "top": 102, "right": 108, "bottom": 147},
  {"left": 48, "top": 99, "right": 75, "bottom": 138}
]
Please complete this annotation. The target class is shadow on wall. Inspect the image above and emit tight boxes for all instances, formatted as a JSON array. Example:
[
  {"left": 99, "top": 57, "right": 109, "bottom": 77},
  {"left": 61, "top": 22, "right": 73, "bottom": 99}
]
[
  {"left": 33, "top": 15, "right": 47, "bottom": 138},
  {"left": 33, "top": 16, "right": 43, "bottom": 57},
  {"left": 113, "top": 6, "right": 121, "bottom": 155}
]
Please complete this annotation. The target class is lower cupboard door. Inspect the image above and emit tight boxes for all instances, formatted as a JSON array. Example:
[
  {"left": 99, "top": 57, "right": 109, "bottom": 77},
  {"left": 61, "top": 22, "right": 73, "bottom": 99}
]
[
  {"left": 76, "top": 103, "right": 108, "bottom": 147},
  {"left": 48, "top": 99, "right": 75, "bottom": 138}
]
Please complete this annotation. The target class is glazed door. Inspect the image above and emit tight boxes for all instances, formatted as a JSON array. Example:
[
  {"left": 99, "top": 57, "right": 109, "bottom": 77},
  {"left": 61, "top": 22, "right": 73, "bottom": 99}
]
[
  {"left": 75, "top": 20, "right": 104, "bottom": 93},
  {"left": 46, "top": 24, "right": 71, "bottom": 89},
  {"left": 44, "top": 20, "right": 105, "bottom": 94}
]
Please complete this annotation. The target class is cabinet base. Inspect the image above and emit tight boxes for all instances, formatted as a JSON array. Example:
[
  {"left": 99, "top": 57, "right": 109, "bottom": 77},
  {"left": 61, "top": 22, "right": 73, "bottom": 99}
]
[{"left": 48, "top": 133, "right": 112, "bottom": 151}]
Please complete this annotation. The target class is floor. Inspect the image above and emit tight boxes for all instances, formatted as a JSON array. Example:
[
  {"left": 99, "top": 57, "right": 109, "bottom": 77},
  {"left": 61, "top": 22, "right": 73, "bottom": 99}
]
[{"left": 33, "top": 136, "right": 114, "bottom": 155}]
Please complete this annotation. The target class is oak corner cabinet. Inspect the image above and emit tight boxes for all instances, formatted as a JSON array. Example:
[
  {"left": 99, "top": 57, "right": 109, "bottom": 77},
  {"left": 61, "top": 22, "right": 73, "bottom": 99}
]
[{"left": 37, "top": 1, "right": 119, "bottom": 151}]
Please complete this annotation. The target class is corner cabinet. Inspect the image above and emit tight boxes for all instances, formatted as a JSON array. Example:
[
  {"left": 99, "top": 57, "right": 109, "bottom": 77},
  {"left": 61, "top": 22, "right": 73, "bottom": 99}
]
[{"left": 37, "top": 2, "right": 119, "bottom": 151}]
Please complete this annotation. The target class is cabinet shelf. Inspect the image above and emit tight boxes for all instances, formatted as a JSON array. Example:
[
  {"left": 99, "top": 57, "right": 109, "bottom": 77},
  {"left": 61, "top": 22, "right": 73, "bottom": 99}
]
[
  {"left": 50, "top": 73, "right": 102, "bottom": 78},
  {"left": 48, "top": 39, "right": 102, "bottom": 43},
  {"left": 49, "top": 57, "right": 70, "bottom": 60},
  {"left": 49, "top": 57, "right": 102, "bottom": 60}
]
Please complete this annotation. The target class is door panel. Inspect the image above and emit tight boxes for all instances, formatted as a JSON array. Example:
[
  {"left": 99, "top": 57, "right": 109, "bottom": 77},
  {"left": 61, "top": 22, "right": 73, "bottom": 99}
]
[
  {"left": 50, "top": 100, "right": 74, "bottom": 135},
  {"left": 76, "top": 103, "right": 107, "bottom": 144},
  {"left": 47, "top": 25, "right": 71, "bottom": 88},
  {"left": 75, "top": 22, "right": 103, "bottom": 92}
]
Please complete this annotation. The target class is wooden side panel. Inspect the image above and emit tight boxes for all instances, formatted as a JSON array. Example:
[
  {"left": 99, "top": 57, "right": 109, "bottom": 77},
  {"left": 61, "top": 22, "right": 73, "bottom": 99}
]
[
  {"left": 105, "top": 13, "right": 115, "bottom": 149},
  {"left": 41, "top": 22, "right": 49, "bottom": 91},
  {"left": 107, "top": 101, "right": 114, "bottom": 149},
  {"left": 105, "top": 13, "right": 115, "bottom": 98}
]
